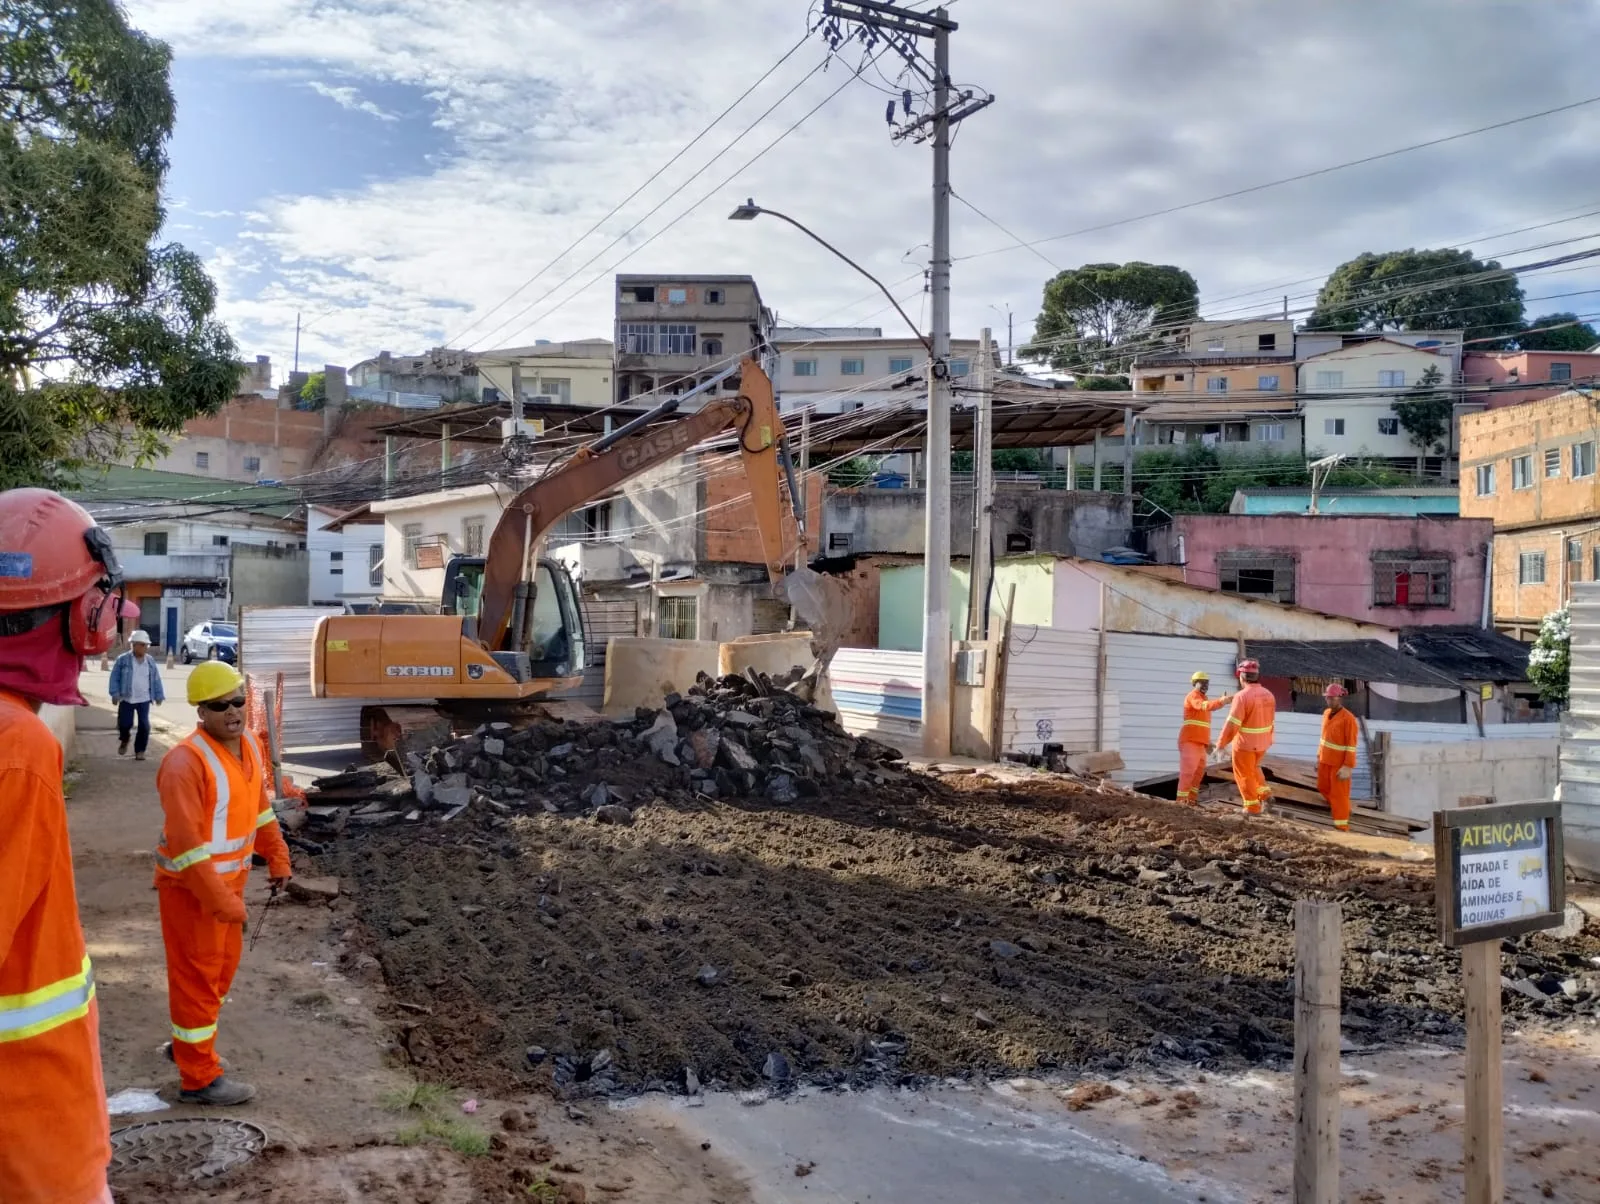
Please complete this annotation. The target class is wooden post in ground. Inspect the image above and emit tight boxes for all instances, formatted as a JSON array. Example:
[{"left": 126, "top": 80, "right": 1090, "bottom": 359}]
[
  {"left": 1293, "top": 899, "right": 1341, "bottom": 1204},
  {"left": 263, "top": 687, "right": 285, "bottom": 800},
  {"left": 1093, "top": 582, "right": 1109, "bottom": 750},
  {"left": 1457, "top": 791, "right": 1502, "bottom": 1204}
]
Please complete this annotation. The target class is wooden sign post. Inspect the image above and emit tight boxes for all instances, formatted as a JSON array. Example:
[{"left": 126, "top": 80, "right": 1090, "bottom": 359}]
[
  {"left": 1293, "top": 900, "right": 1341, "bottom": 1204},
  {"left": 1434, "top": 799, "right": 1567, "bottom": 1204}
]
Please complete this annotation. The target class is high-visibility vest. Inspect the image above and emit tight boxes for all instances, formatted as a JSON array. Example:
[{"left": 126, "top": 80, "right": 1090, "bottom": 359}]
[{"left": 154, "top": 731, "right": 272, "bottom": 883}]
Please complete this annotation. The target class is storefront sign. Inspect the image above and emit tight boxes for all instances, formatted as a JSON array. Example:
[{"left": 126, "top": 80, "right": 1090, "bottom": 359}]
[{"left": 1434, "top": 800, "right": 1565, "bottom": 946}]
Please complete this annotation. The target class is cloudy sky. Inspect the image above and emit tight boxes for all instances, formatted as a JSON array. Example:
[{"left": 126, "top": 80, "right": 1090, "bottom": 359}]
[{"left": 125, "top": 0, "right": 1600, "bottom": 380}]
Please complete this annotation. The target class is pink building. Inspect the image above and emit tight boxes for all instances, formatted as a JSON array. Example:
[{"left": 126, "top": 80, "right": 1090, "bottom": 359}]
[
  {"left": 1464, "top": 350, "right": 1600, "bottom": 409},
  {"left": 1147, "top": 514, "right": 1493, "bottom": 627}
]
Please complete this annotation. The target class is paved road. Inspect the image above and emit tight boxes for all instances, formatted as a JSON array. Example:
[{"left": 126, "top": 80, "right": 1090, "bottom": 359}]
[{"left": 635, "top": 1083, "right": 1227, "bottom": 1204}]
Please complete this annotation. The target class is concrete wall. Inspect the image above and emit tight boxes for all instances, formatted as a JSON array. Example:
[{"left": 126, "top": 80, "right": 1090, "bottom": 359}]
[
  {"left": 1382, "top": 736, "right": 1558, "bottom": 829},
  {"left": 1299, "top": 342, "right": 1457, "bottom": 460},
  {"left": 1461, "top": 390, "right": 1600, "bottom": 528},
  {"left": 877, "top": 558, "right": 1056, "bottom": 651},
  {"left": 701, "top": 459, "right": 824, "bottom": 567},
  {"left": 775, "top": 337, "right": 983, "bottom": 392},
  {"left": 602, "top": 637, "right": 722, "bottom": 715},
  {"left": 229, "top": 544, "right": 309, "bottom": 618},
  {"left": 1153, "top": 514, "right": 1491, "bottom": 627},
  {"left": 39, "top": 704, "right": 74, "bottom": 758},
  {"left": 307, "top": 507, "right": 383, "bottom": 606},
  {"left": 826, "top": 487, "right": 1131, "bottom": 561},
  {"left": 952, "top": 638, "right": 1000, "bottom": 760},
  {"left": 477, "top": 346, "right": 613, "bottom": 408},
  {"left": 1464, "top": 351, "right": 1600, "bottom": 409}
]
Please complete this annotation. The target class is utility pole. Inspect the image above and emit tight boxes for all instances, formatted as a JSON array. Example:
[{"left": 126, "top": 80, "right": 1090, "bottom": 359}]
[
  {"left": 967, "top": 328, "right": 995, "bottom": 640},
  {"left": 293, "top": 311, "right": 302, "bottom": 376},
  {"left": 820, "top": 0, "right": 992, "bottom": 758},
  {"left": 1308, "top": 453, "right": 1345, "bottom": 515}
]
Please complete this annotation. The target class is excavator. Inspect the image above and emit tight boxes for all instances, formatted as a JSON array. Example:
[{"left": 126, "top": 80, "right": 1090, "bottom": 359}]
[{"left": 310, "top": 356, "right": 848, "bottom": 752}]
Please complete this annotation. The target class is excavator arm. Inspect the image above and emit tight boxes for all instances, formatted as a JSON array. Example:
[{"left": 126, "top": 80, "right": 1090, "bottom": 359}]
[{"left": 478, "top": 356, "right": 801, "bottom": 653}]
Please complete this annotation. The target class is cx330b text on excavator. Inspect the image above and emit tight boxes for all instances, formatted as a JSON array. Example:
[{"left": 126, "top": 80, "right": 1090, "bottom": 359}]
[{"left": 310, "top": 356, "right": 849, "bottom": 755}]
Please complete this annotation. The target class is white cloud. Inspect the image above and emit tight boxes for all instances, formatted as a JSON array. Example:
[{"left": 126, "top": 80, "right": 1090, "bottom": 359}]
[
  {"left": 304, "top": 80, "right": 399, "bottom": 122},
  {"left": 126, "top": 0, "right": 1600, "bottom": 375}
]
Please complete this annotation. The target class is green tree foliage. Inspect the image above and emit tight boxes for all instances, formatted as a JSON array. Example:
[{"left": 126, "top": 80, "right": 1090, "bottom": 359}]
[
  {"left": 1392, "top": 364, "right": 1452, "bottom": 455},
  {"left": 0, "top": 0, "right": 240, "bottom": 488},
  {"left": 1022, "top": 262, "right": 1197, "bottom": 374},
  {"left": 1099, "top": 445, "right": 1420, "bottom": 517},
  {"left": 1528, "top": 608, "right": 1570, "bottom": 707},
  {"left": 826, "top": 456, "right": 877, "bottom": 488},
  {"left": 1073, "top": 374, "right": 1130, "bottom": 391},
  {"left": 1304, "top": 248, "right": 1525, "bottom": 346},
  {"left": 1517, "top": 312, "right": 1598, "bottom": 352},
  {"left": 299, "top": 371, "right": 327, "bottom": 410},
  {"left": 951, "top": 448, "right": 1052, "bottom": 474}
]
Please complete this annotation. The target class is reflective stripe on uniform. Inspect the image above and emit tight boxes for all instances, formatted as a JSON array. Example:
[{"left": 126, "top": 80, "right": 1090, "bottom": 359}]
[
  {"left": 0, "top": 956, "right": 94, "bottom": 1044},
  {"left": 1225, "top": 715, "right": 1242, "bottom": 726},
  {"left": 156, "top": 735, "right": 258, "bottom": 877},
  {"left": 187, "top": 736, "right": 250, "bottom": 857},
  {"left": 1320, "top": 740, "right": 1358, "bottom": 752},
  {"left": 1182, "top": 719, "right": 1210, "bottom": 729},
  {"left": 154, "top": 846, "right": 211, "bottom": 873},
  {"left": 255, "top": 807, "right": 275, "bottom": 829},
  {"left": 1239, "top": 725, "right": 1274, "bottom": 735},
  {"left": 171, "top": 1021, "right": 218, "bottom": 1044}
]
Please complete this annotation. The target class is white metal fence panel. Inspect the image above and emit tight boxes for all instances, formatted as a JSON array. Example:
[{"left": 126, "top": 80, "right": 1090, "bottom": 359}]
[
  {"left": 239, "top": 606, "right": 369, "bottom": 749},
  {"left": 1567, "top": 581, "right": 1600, "bottom": 720},
  {"left": 550, "top": 598, "right": 638, "bottom": 710},
  {"left": 1000, "top": 625, "right": 1120, "bottom": 757},
  {"left": 1105, "top": 632, "right": 1236, "bottom": 783},
  {"left": 830, "top": 647, "right": 923, "bottom": 751}
]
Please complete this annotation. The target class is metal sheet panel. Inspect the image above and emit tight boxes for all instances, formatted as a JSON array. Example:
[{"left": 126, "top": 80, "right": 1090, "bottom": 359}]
[
  {"left": 830, "top": 647, "right": 923, "bottom": 751},
  {"left": 238, "top": 606, "right": 377, "bottom": 750},
  {"left": 550, "top": 598, "right": 638, "bottom": 710},
  {"left": 999, "top": 625, "right": 1119, "bottom": 756},
  {"left": 1104, "top": 632, "right": 1236, "bottom": 783}
]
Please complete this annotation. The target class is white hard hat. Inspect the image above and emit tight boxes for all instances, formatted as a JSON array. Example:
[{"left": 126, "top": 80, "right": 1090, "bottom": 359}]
[{"left": 129, "top": 629, "right": 151, "bottom": 644}]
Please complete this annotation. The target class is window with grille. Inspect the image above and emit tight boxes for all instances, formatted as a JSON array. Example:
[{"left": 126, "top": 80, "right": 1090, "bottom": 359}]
[
  {"left": 1218, "top": 553, "right": 1295, "bottom": 604},
  {"left": 1257, "top": 374, "right": 1279, "bottom": 391},
  {"left": 1206, "top": 376, "right": 1228, "bottom": 393},
  {"left": 841, "top": 357, "right": 864, "bottom": 376},
  {"left": 329, "top": 550, "right": 343, "bottom": 577},
  {"left": 462, "top": 516, "right": 485, "bottom": 557},
  {"left": 1520, "top": 551, "right": 1546, "bottom": 584},
  {"left": 368, "top": 544, "right": 383, "bottom": 587},
  {"left": 793, "top": 359, "right": 817, "bottom": 377},
  {"left": 1372, "top": 554, "right": 1451, "bottom": 607},
  {"left": 658, "top": 595, "right": 697, "bottom": 640},
  {"left": 1551, "top": 362, "right": 1573, "bottom": 382},
  {"left": 1255, "top": 423, "right": 1285, "bottom": 442},
  {"left": 194, "top": 451, "right": 210, "bottom": 470},
  {"left": 143, "top": 531, "right": 168, "bottom": 556},
  {"left": 1546, "top": 448, "right": 1562, "bottom": 478},
  {"left": 1378, "top": 370, "right": 1406, "bottom": 388},
  {"left": 619, "top": 322, "right": 656, "bottom": 354},
  {"left": 1315, "top": 370, "right": 1344, "bottom": 388},
  {"left": 1378, "top": 417, "right": 1399, "bottom": 435},
  {"left": 403, "top": 523, "right": 423, "bottom": 569},
  {"left": 243, "top": 456, "right": 261, "bottom": 472},
  {"left": 578, "top": 501, "right": 612, "bottom": 539}
]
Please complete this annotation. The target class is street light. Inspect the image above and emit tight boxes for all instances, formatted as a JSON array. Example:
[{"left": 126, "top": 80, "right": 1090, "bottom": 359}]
[{"left": 728, "top": 199, "right": 932, "bottom": 355}]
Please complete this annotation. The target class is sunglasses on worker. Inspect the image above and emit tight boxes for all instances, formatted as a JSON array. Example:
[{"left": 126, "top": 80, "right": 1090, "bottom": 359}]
[{"left": 201, "top": 696, "right": 247, "bottom": 713}]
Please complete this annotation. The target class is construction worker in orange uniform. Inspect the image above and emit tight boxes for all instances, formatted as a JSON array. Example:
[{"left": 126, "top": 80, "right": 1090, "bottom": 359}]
[
  {"left": 1216, "top": 659, "right": 1276, "bottom": 815},
  {"left": 155, "top": 659, "right": 292, "bottom": 1104},
  {"left": 0, "top": 489, "right": 124, "bottom": 1204},
  {"left": 1177, "top": 670, "right": 1232, "bottom": 805},
  {"left": 1317, "top": 684, "right": 1360, "bottom": 831}
]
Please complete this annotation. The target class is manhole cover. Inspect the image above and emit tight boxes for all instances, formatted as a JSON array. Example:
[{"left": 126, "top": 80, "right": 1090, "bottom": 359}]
[{"left": 110, "top": 1117, "right": 267, "bottom": 1182}]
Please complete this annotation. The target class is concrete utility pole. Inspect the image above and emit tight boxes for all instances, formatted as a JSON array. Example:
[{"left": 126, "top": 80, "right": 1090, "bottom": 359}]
[
  {"left": 967, "top": 328, "right": 995, "bottom": 640},
  {"left": 820, "top": 0, "right": 992, "bottom": 757}
]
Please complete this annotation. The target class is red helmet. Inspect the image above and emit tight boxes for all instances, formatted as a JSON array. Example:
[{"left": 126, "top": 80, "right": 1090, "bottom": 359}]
[
  {"left": 1324, "top": 683, "right": 1349, "bottom": 698},
  {"left": 0, "top": 489, "right": 125, "bottom": 655},
  {"left": 1236, "top": 659, "right": 1260, "bottom": 676}
]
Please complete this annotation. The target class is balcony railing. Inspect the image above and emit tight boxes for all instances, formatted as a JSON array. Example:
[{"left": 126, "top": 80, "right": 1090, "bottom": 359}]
[{"left": 118, "top": 551, "right": 231, "bottom": 581}]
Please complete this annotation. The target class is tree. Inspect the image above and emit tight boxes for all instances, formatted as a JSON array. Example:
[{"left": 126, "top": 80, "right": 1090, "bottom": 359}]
[
  {"left": 1517, "top": 313, "right": 1598, "bottom": 352},
  {"left": 299, "top": 371, "right": 327, "bottom": 410},
  {"left": 1392, "top": 363, "right": 1453, "bottom": 466},
  {"left": 826, "top": 456, "right": 876, "bottom": 488},
  {"left": 1304, "top": 248, "right": 1525, "bottom": 346},
  {"left": 1073, "top": 374, "right": 1129, "bottom": 391},
  {"left": 0, "top": 0, "right": 240, "bottom": 488},
  {"left": 1528, "top": 608, "right": 1569, "bottom": 707},
  {"left": 1022, "top": 262, "right": 1197, "bottom": 374}
]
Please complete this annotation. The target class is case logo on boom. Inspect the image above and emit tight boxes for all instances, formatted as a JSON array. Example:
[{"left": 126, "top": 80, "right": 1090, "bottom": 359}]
[
  {"left": 617, "top": 425, "right": 693, "bottom": 472},
  {"left": 386, "top": 665, "right": 455, "bottom": 678}
]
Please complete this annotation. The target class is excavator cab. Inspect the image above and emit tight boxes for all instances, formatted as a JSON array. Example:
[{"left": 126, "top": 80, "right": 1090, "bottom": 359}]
[{"left": 441, "top": 555, "right": 586, "bottom": 684}]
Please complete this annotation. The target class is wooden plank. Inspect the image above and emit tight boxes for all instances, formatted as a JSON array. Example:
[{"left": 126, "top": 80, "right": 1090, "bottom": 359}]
[
  {"left": 1294, "top": 900, "right": 1342, "bottom": 1204},
  {"left": 1462, "top": 937, "right": 1504, "bottom": 1204}
]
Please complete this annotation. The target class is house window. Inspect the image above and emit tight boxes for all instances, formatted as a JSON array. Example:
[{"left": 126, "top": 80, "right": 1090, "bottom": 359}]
[
  {"left": 666, "top": 288, "right": 688, "bottom": 304},
  {"left": 1574, "top": 440, "right": 1596, "bottom": 478},
  {"left": 194, "top": 451, "right": 210, "bottom": 470},
  {"left": 211, "top": 534, "right": 229, "bottom": 547},
  {"left": 1551, "top": 362, "right": 1573, "bottom": 382},
  {"left": 1520, "top": 551, "right": 1546, "bottom": 584},
  {"left": 706, "top": 288, "right": 725, "bottom": 304},
  {"left": 619, "top": 322, "right": 656, "bottom": 354},
  {"left": 1257, "top": 333, "right": 1277, "bottom": 352},
  {"left": 1372, "top": 554, "right": 1451, "bottom": 607},
  {"left": 793, "top": 359, "right": 817, "bottom": 378},
  {"left": 1475, "top": 463, "right": 1496, "bottom": 496},
  {"left": 1173, "top": 374, "right": 1185, "bottom": 382},
  {"left": 658, "top": 595, "right": 698, "bottom": 640},
  {"left": 889, "top": 356, "right": 914, "bottom": 374},
  {"left": 1378, "top": 417, "right": 1399, "bottom": 436},
  {"left": 702, "top": 338, "right": 723, "bottom": 358},
  {"left": 1571, "top": 538, "right": 1584, "bottom": 583},
  {"left": 143, "top": 531, "right": 168, "bottom": 556},
  {"left": 841, "top": 357, "right": 864, "bottom": 376},
  {"left": 1546, "top": 448, "right": 1562, "bottom": 478},
  {"left": 403, "top": 523, "right": 424, "bottom": 569},
  {"left": 1206, "top": 339, "right": 1225, "bottom": 353},
  {"left": 1206, "top": 376, "right": 1228, "bottom": 394},
  {"left": 575, "top": 501, "right": 612, "bottom": 539},
  {"left": 1593, "top": 545, "right": 1600, "bottom": 584},
  {"left": 1255, "top": 423, "right": 1285, "bottom": 442},
  {"left": 1324, "top": 418, "right": 1345, "bottom": 436},
  {"left": 462, "top": 516, "right": 486, "bottom": 557},
  {"left": 1257, "top": 374, "right": 1279, "bottom": 391},
  {"left": 658, "top": 323, "right": 696, "bottom": 354},
  {"left": 1378, "top": 370, "right": 1406, "bottom": 388},
  {"left": 949, "top": 359, "right": 970, "bottom": 377},
  {"left": 622, "top": 285, "right": 655, "bottom": 303},
  {"left": 1224, "top": 422, "right": 1249, "bottom": 443},
  {"left": 329, "top": 550, "right": 344, "bottom": 577},
  {"left": 243, "top": 456, "right": 261, "bottom": 473},
  {"left": 1512, "top": 455, "right": 1534, "bottom": 490},
  {"left": 369, "top": 544, "right": 383, "bottom": 587},
  {"left": 1315, "top": 370, "right": 1344, "bottom": 389},
  {"left": 1218, "top": 553, "right": 1296, "bottom": 604}
]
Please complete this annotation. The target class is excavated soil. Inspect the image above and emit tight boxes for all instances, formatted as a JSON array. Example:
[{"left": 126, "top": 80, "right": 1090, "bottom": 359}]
[{"left": 332, "top": 773, "right": 1600, "bottom": 1098}]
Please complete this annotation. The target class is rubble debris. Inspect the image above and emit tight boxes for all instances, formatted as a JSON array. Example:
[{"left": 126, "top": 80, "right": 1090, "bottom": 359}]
[{"left": 284, "top": 876, "right": 340, "bottom": 905}]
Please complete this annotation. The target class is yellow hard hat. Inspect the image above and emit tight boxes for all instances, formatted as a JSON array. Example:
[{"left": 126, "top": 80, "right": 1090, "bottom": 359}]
[
  {"left": 1190, "top": 671, "right": 1210, "bottom": 683},
  {"left": 188, "top": 660, "right": 245, "bottom": 705}
]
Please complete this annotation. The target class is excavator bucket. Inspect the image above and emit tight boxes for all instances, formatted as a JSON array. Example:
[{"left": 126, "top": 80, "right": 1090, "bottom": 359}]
[{"left": 779, "top": 565, "right": 854, "bottom": 701}]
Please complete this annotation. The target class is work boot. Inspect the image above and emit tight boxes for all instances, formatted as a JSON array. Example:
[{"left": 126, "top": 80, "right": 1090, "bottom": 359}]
[
  {"left": 179, "top": 1075, "right": 256, "bottom": 1106},
  {"left": 162, "top": 1042, "right": 228, "bottom": 1070},
  {"left": 134, "top": 751, "right": 146, "bottom": 761},
  {"left": 118, "top": 738, "right": 128, "bottom": 756}
]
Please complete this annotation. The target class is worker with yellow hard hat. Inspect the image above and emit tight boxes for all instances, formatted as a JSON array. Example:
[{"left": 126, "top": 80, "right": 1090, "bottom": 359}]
[
  {"left": 153, "top": 658, "right": 292, "bottom": 1104},
  {"left": 1176, "top": 670, "right": 1232, "bottom": 805}
]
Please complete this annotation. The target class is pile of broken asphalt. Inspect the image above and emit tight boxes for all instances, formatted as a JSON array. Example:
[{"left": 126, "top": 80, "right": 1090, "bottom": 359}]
[{"left": 312, "top": 672, "right": 1600, "bottom": 1100}]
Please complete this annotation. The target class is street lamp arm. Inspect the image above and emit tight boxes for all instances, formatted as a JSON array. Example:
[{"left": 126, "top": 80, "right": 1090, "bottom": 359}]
[{"left": 735, "top": 204, "right": 932, "bottom": 356}]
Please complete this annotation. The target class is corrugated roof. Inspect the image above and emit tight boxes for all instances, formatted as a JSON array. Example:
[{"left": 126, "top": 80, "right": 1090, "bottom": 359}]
[
  {"left": 1246, "top": 639, "right": 1462, "bottom": 688},
  {"left": 1236, "top": 486, "right": 1457, "bottom": 497},
  {"left": 1140, "top": 399, "right": 1300, "bottom": 421},
  {"left": 68, "top": 466, "right": 302, "bottom": 522},
  {"left": 1399, "top": 625, "right": 1531, "bottom": 684}
]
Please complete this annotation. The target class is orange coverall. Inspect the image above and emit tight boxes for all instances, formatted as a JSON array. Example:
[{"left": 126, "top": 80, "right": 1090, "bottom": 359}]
[
  {"left": 0, "top": 689, "right": 112, "bottom": 1204},
  {"left": 154, "top": 729, "right": 291, "bottom": 1091},
  {"left": 1317, "top": 707, "right": 1361, "bottom": 830},
  {"left": 1217, "top": 682, "right": 1276, "bottom": 813},
  {"left": 1177, "top": 688, "right": 1230, "bottom": 804}
]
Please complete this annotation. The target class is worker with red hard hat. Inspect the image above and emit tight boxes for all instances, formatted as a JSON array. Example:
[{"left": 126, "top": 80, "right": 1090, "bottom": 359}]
[
  {"left": 1176, "top": 670, "right": 1232, "bottom": 805},
  {"left": 0, "top": 489, "right": 121, "bottom": 1203},
  {"left": 1216, "top": 658, "right": 1276, "bottom": 815},
  {"left": 1317, "top": 683, "right": 1359, "bottom": 831}
]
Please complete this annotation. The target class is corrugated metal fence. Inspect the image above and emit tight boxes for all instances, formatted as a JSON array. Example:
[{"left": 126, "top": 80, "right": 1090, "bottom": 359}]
[
  {"left": 831, "top": 647, "right": 922, "bottom": 751},
  {"left": 1000, "top": 625, "right": 1120, "bottom": 758},
  {"left": 1559, "top": 582, "right": 1600, "bottom": 875},
  {"left": 1105, "top": 632, "right": 1235, "bottom": 782},
  {"left": 239, "top": 606, "right": 368, "bottom": 749}
]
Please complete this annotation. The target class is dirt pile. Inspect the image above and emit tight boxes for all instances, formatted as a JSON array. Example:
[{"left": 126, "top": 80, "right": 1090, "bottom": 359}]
[
  {"left": 329, "top": 768, "right": 1600, "bottom": 1101},
  {"left": 301, "top": 669, "right": 916, "bottom": 834}
]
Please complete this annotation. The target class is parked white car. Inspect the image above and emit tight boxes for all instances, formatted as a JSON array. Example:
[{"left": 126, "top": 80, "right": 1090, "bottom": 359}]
[{"left": 180, "top": 621, "right": 238, "bottom": 665}]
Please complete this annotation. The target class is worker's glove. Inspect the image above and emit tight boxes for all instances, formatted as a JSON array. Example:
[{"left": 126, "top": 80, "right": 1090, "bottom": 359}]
[
  {"left": 1210, "top": 747, "right": 1230, "bottom": 766},
  {"left": 1336, "top": 767, "right": 1353, "bottom": 782},
  {"left": 218, "top": 896, "right": 248, "bottom": 926}
]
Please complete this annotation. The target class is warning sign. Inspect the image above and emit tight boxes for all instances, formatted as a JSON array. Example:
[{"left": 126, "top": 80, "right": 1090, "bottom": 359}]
[{"left": 1435, "top": 800, "right": 1566, "bottom": 947}]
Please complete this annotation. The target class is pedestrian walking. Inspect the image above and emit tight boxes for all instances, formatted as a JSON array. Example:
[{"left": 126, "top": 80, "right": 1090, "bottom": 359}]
[{"left": 110, "top": 628, "right": 164, "bottom": 760}]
